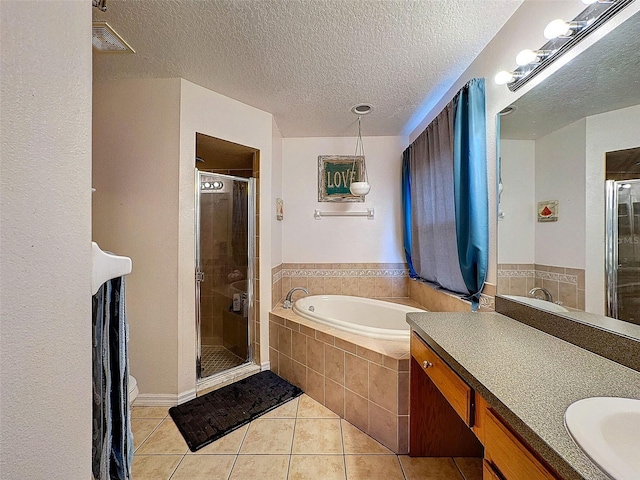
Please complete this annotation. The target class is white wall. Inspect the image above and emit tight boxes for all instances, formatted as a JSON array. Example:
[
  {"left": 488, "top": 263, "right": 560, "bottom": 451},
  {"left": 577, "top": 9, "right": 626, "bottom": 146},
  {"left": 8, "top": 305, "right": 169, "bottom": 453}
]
[
  {"left": 179, "top": 79, "right": 274, "bottom": 372},
  {"left": 498, "top": 140, "right": 535, "bottom": 264},
  {"left": 272, "top": 120, "right": 284, "bottom": 267},
  {"left": 535, "top": 119, "right": 586, "bottom": 269},
  {"left": 282, "top": 136, "right": 408, "bottom": 263},
  {"left": 0, "top": 1, "right": 93, "bottom": 477},
  {"left": 93, "top": 79, "right": 182, "bottom": 397},
  {"left": 585, "top": 103, "right": 640, "bottom": 314}
]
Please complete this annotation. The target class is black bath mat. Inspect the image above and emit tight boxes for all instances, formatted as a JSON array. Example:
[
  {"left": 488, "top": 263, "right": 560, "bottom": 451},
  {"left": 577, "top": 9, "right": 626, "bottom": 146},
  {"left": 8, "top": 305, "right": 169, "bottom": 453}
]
[{"left": 169, "top": 370, "right": 302, "bottom": 452}]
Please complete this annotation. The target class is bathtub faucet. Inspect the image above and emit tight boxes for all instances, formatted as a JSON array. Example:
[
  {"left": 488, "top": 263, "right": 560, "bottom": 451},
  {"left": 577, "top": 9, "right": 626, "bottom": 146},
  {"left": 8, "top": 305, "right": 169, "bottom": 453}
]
[
  {"left": 528, "top": 287, "right": 553, "bottom": 303},
  {"left": 283, "top": 287, "right": 309, "bottom": 309}
]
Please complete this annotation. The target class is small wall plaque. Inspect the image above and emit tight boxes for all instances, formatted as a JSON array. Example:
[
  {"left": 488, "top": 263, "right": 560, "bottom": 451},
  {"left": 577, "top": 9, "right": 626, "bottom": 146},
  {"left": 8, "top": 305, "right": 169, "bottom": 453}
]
[
  {"left": 276, "top": 198, "right": 284, "bottom": 221},
  {"left": 318, "top": 155, "right": 364, "bottom": 202},
  {"left": 537, "top": 200, "right": 558, "bottom": 222}
]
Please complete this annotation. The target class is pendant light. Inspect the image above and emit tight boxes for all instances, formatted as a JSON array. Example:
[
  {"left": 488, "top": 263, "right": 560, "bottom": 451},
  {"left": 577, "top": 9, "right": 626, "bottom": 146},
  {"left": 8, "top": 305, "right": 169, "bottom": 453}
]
[{"left": 350, "top": 113, "right": 371, "bottom": 196}]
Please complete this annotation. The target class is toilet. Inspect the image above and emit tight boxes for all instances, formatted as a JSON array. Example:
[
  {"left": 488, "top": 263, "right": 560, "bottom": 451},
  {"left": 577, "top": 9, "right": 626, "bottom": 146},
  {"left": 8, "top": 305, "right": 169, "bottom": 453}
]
[{"left": 128, "top": 375, "right": 138, "bottom": 405}]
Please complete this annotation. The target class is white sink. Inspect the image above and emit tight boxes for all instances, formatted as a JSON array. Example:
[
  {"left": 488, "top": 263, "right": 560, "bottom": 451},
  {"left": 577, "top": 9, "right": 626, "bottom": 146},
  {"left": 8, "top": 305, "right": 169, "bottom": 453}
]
[{"left": 565, "top": 397, "right": 640, "bottom": 480}]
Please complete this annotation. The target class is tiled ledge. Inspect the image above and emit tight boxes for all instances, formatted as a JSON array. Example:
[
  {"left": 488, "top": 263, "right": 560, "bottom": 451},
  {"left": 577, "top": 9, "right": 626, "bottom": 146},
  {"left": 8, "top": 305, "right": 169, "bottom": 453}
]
[{"left": 269, "top": 305, "right": 415, "bottom": 453}]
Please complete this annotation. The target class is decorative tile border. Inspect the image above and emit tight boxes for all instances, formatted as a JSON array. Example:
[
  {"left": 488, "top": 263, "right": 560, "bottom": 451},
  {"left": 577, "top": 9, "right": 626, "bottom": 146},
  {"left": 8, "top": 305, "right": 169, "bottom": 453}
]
[
  {"left": 273, "top": 270, "right": 282, "bottom": 284},
  {"left": 498, "top": 267, "right": 579, "bottom": 285},
  {"left": 283, "top": 268, "right": 408, "bottom": 278},
  {"left": 498, "top": 270, "right": 535, "bottom": 278},
  {"left": 480, "top": 294, "right": 495, "bottom": 310},
  {"left": 534, "top": 271, "right": 577, "bottom": 285}
]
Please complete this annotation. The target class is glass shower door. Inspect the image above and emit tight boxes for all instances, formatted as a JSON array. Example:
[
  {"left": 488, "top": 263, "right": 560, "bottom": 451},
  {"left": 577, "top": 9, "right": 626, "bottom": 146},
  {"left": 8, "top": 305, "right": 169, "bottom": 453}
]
[
  {"left": 196, "top": 172, "right": 254, "bottom": 380},
  {"left": 606, "top": 179, "right": 640, "bottom": 325}
]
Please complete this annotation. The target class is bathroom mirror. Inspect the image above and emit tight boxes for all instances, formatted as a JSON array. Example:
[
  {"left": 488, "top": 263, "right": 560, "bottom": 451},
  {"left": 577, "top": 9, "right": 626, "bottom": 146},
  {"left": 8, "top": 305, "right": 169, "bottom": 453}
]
[{"left": 497, "top": 8, "right": 640, "bottom": 338}]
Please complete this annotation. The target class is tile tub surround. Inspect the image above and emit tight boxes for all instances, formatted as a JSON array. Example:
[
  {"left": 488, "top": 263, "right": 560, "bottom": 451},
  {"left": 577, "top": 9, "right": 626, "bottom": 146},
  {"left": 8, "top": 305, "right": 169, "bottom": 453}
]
[
  {"left": 271, "top": 263, "right": 410, "bottom": 308},
  {"left": 497, "top": 263, "right": 585, "bottom": 310},
  {"left": 272, "top": 263, "right": 496, "bottom": 312},
  {"left": 408, "top": 278, "right": 496, "bottom": 312},
  {"left": 407, "top": 311, "right": 640, "bottom": 480},
  {"left": 269, "top": 303, "right": 423, "bottom": 454}
]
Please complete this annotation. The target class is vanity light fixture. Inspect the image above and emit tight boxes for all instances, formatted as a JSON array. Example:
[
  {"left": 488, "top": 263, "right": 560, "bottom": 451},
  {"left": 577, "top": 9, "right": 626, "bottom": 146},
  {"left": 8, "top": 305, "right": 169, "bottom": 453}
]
[
  {"left": 543, "top": 19, "right": 589, "bottom": 39},
  {"left": 495, "top": 0, "right": 634, "bottom": 91},
  {"left": 494, "top": 70, "right": 522, "bottom": 85},
  {"left": 350, "top": 113, "right": 371, "bottom": 196},
  {"left": 515, "top": 49, "right": 553, "bottom": 66}
]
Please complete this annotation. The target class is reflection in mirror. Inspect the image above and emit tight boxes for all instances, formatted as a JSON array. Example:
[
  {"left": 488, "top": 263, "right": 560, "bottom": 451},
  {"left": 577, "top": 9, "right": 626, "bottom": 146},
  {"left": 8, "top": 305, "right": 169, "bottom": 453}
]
[{"left": 497, "top": 9, "right": 640, "bottom": 334}]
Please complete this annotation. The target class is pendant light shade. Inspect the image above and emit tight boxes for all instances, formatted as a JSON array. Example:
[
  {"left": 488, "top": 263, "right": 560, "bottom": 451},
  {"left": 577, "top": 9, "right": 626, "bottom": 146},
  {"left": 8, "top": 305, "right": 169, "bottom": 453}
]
[{"left": 350, "top": 115, "right": 370, "bottom": 196}]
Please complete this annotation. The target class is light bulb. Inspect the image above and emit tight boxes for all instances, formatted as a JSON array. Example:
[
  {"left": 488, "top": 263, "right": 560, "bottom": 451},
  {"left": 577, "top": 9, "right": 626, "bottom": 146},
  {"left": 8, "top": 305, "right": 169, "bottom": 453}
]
[
  {"left": 494, "top": 70, "right": 515, "bottom": 85},
  {"left": 516, "top": 49, "right": 539, "bottom": 66},
  {"left": 544, "top": 19, "right": 572, "bottom": 39}
]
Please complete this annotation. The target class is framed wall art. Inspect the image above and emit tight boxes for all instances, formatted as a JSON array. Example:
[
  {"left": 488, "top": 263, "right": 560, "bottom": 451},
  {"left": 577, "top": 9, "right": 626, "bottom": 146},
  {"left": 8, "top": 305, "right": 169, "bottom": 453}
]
[{"left": 318, "top": 155, "right": 364, "bottom": 202}]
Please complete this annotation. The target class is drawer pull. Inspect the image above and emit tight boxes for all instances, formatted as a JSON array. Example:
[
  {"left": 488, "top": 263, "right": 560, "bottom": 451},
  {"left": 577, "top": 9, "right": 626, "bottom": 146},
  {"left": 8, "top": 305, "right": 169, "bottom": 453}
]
[{"left": 423, "top": 360, "right": 433, "bottom": 369}]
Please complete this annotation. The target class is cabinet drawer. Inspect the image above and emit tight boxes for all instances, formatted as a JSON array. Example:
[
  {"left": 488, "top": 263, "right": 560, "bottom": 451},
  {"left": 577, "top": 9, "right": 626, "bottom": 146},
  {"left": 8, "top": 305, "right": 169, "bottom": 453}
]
[
  {"left": 483, "top": 460, "right": 502, "bottom": 480},
  {"left": 411, "top": 332, "right": 473, "bottom": 425},
  {"left": 484, "top": 408, "right": 559, "bottom": 480}
]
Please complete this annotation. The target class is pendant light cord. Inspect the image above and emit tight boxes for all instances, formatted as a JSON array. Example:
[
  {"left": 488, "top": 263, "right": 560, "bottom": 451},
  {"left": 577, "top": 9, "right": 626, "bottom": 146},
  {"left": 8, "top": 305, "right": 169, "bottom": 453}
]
[{"left": 351, "top": 116, "right": 369, "bottom": 183}]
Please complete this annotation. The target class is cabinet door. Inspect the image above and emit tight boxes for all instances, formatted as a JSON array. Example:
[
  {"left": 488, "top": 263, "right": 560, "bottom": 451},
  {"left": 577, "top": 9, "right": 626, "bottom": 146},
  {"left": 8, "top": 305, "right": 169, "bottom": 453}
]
[
  {"left": 484, "top": 408, "right": 560, "bottom": 480},
  {"left": 410, "top": 332, "right": 473, "bottom": 425}
]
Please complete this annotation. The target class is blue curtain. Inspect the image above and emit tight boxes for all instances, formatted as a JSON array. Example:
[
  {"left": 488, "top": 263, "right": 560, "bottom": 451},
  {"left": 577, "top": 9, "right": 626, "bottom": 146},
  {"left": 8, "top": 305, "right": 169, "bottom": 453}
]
[
  {"left": 453, "top": 78, "right": 489, "bottom": 310},
  {"left": 401, "top": 147, "right": 417, "bottom": 278}
]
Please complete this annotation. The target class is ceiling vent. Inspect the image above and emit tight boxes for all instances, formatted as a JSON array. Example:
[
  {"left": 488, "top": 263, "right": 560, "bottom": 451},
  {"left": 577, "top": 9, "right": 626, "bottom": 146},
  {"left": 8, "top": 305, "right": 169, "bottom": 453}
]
[{"left": 92, "top": 22, "right": 135, "bottom": 53}]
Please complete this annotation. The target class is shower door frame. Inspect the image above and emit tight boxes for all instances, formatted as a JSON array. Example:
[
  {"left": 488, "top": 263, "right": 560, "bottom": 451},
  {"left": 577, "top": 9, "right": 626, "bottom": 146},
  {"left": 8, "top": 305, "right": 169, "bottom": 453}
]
[
  {"left": 605, "top": 178, "right": 640, "bottom": 319},
  {"left": 195, "top": 170, "right": 256, "bottom": 382}
]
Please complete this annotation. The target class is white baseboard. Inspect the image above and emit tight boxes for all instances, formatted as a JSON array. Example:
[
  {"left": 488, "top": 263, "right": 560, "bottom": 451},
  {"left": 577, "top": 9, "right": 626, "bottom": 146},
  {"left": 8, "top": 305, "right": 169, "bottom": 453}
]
[
  {"left": 260, "top": 361, "right": 271, "bottom": 371},
  {"left": 133, "top": 393, "right": 178, "bottom": 407},
  {"left": 196, "top": 363, "right": 260, "bottom": 394},
  {"left": 178, "top": 388, "right": 197, "bottom": 404}
]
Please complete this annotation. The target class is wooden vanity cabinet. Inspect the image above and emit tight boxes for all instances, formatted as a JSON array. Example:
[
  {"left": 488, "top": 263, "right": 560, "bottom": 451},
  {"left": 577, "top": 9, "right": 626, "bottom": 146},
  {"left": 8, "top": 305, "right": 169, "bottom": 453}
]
[
  {"left": 409, "top": 332, "right": 483, "bottom": 457},
  {"left": 483, "top": 408, "right": 560, "bottom": 480},
  {"left": 410, "top": 333, "right": 473, "bottom": 425},
  {"left": 410, "top": 331, "right": 562, "bottom": 480}
]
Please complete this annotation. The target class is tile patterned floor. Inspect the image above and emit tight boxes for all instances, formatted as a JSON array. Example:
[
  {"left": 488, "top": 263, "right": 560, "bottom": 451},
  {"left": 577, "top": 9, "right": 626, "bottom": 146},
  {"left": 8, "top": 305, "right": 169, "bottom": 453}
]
[
  {"left": 201, "top": 345, "right": 246, "bottom": 378},
  {"left": 132, "top": 394, "right": 482, "bottom": 479}
]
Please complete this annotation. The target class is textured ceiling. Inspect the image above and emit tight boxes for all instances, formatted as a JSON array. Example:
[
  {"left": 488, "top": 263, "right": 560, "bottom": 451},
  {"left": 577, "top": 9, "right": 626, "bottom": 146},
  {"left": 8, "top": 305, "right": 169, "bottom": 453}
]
[
  {"left": 500, "top": 10, "right": 640, "bottom": 140},
  {"left": 93, "top": 0, "right": 523, "bottom": 137}
]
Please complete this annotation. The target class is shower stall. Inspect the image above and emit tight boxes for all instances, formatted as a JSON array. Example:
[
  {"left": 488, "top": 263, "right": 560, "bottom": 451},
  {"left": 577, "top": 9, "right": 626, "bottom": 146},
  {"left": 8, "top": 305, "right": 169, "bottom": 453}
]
[
  {"left": 606, "top": 179, "right": 640, "bottom": 325},
  {"left": 196, "top": 171, "right": 255, "bottom": 380}
]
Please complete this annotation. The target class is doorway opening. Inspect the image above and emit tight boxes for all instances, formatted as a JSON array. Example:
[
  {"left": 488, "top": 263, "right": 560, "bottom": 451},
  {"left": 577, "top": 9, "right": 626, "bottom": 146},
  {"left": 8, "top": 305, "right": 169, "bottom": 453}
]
[
  {"left": 195, "top": 133, "right": 259, "bottom": 384},
  {"left": 605, "top": 146, "right": 640, "bottom": 325}
]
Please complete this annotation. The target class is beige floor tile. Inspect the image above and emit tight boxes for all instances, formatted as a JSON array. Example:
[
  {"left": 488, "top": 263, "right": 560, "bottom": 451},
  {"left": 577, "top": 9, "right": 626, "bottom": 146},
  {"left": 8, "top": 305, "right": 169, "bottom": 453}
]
[
  {"left": 289, "top": 454, "right": 346, "bottom": 480},
  {"left": 131, "top": 406, "right": 169, "bottom": 419},
  {"left": 136, "top": 418, "right": 188, "bottom": 455},
  {"left": 341, "top": 420, "right": 392, "bottom": 454},
  {"left": 297, "top": 394, "right": 339, "bottom": 418},
  {"left": 189, "top": 424, "right": 249, "bottom": 454},
  {"left": 399, "top": 456, "right": 463, "bottom": 480},
  {"left": 292, "top": 418, "right": 343, "bottom": 454},
  {"left": 239, "top": 418, "right": 295, "bottom": 454},
  {"left": 132, "top": 418, "right": 163, "bottom": 451},
  {"left": 453, "top": 457, "right": 483, "bottom": 480},
  {"left": 229, "top": 454, "right": 289, "bottom": 480},
  {"left": 345, "top": 455, "right": 405, "bottom": 480},
  {"left": 260, "top": 396, "right": 300, "bottom": 418},
  {"left": 131, "top": 454, "right": 181, "bottom": 479},
  {"left": 171, "top": 454, "right": 236, "bottom": 480}
]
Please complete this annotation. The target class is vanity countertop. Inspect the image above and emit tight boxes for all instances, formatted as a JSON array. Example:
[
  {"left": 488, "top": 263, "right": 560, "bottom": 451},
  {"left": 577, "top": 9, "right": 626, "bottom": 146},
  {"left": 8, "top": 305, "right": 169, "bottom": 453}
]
[{"left": 406, "top": 311, "right": 640, "bottom": 480}]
